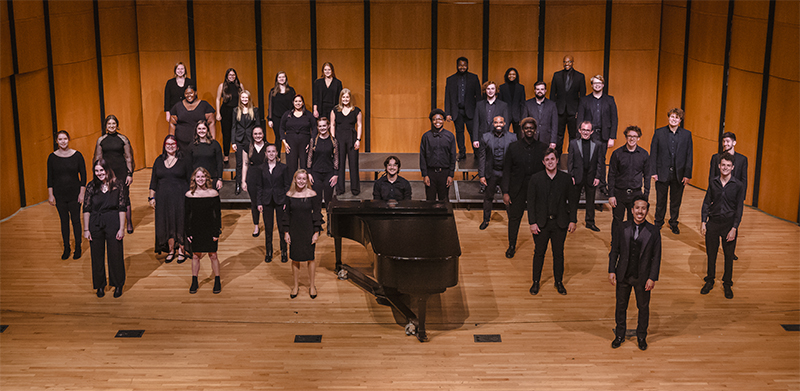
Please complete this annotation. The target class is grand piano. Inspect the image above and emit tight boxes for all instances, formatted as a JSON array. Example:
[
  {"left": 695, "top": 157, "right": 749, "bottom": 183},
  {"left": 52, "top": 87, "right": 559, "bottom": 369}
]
[{"left": 327, "top": 199, "right": 461, "bottom": 342}]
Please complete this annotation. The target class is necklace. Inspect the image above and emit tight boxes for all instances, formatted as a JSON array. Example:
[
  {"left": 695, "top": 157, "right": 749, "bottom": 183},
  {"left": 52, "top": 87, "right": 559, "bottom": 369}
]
[{"left": 101, "top": 183, "right": 109, "bottom": 193}]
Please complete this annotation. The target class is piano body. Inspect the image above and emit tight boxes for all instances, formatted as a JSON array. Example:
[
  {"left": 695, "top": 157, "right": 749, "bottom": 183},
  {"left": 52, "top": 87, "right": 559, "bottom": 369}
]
[{"left": 327, "top": 199, "right": 461, "bottom": 342}]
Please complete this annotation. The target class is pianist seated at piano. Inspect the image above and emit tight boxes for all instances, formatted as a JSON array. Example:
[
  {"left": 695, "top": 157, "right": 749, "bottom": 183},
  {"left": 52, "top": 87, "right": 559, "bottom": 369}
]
[
  {"left": 373, "top": 155, "right": 412, "bottom": 201},
  {"left": 282, "top": 169, "right": 323, "bottom": 299}
]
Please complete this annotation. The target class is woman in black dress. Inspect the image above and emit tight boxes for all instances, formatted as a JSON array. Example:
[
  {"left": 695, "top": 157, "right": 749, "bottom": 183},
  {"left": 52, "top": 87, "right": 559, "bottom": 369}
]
[
  {"left": 280, "top": 94, "right": 315, "bottom": 175},
  {"left": 149, "top": 135, "right": 192, "bottom": 263},
  {"left": 257, "top": 143, "right": 290, "bottom": 263},
  {"left": 185, "top": 167, "right": 222, "bottom": 294},
  {"left": 282, "top": 169, "right": 322, "bottom": 299},
  {"left": 190, "top": 121, "right": 224, "bottom": 190},
  {"left": 231, "top": 90, "right": 260, "bottom": 195},
  {"left": 312, "top": 62, "right": 342, "bottom": 119},
  {"left": 330, "top": 88, "right": 362, "bottom": 196},
  {"left": 164, "top": 62, "right": 194, "bottom": 123},
  {"left": 267, "top": 71, "right": 295, "bottom": 157},
  {"left": 241, "top": 127, "right": 267, "bottom": 237},
  {"left": 83, "top": 159, "right": 127, "bottom": 298},
  {"left": 93, "top": 115, "right": 135, "bottom": 234},
  {"left": 48, "top": 130, "right": 86, "bottom": 259},
  {"left": 169, "top": 84, "right": 216, "bottom": 153},
  {"left": 498, "top": 67, "right": 526, "bottom": 136},
  {"left": 215, "top": 68, "right": 244, "bottom": 165},
  {"left": 307, "top": 117, "right": 338, "bottom": 206}
]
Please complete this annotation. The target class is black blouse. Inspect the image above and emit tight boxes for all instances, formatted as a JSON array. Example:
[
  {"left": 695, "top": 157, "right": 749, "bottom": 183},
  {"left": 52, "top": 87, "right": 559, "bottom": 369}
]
[
  {"left": 164, "top": 77, "right": 195, "bottom": 112},
  {"left": 83, "top": 180, "right": 127, "bottom": 215},
  {"left": 190, "top": 140, "right": 224, "bottom": 181},
  {"left": 281, "top": 110, "right": 316, "bottom": 138},
  {"left": 47, "top": 151, "right": 86, "bottom": 200},
  {"left": 312, "top": 77, "right": 343, "bottom": 117},
  {"left": 268, "top": 86, "right": 296, "bottom": 122},
  {"left": 307, "top": 136, "right": 338, "bottom": 173}
]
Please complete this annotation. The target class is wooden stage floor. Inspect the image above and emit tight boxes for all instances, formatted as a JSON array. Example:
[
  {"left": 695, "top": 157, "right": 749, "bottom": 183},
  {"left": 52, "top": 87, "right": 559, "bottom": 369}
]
[{"left": 1, "top": 170, "right": 798, "bottom": 390}]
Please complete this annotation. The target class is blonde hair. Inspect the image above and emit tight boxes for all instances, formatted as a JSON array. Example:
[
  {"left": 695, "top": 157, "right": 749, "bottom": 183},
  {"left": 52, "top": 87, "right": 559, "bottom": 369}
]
[
  {"left": 334, "top": 88, "right": 353, "bottom": 112},
  {"left": 236, "top": 90, "right": 254, "bottom": 121},
  {"left": 189, "top": 167, "right": 211, "bottom": 194},
  {"left": 286, "top": 169, "right": 309, "bottom": 196}
]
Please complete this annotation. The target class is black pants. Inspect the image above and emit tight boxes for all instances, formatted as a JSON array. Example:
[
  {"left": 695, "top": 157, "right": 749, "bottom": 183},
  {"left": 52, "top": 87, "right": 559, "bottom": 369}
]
[
  {"left": 557, "top": 112, "right": 578, "bottom": 153},
  {"left": 454, "top": 109, "right": 476, "bottom": 156},
  {"left": 89, "top": 212, "right": 125, "bottom": 289},
  {"left": 284, "top": 132, "right": 310, "bottom": 176},
  {"left": 234, "top": 142, "right": 249, "bottom": 186},
  {"left": 425, "top": 168, "right": 449, "bottom": 202},
  {"left": 220, "top": 105, "right": 234, "bottom": 157},
  {"left": 270, "top": 121, "right": 283, "bottom": 157},
  {"left": 575, "top": 179, "right": 597, "bottom": 224},
  {"left": 312, "top": 169, "right": 336, "bottom": 206},
  {"left": 615, "top": 279, "right": 651, "bottom": 339},
  {"left": 482, "top": 172, "right": 504, "bottom": 222},
  {"left": 262, "top": 199, "right": 287, "bottom": 253},
  {"left": 654, "top": 173, "right": 685, "bottom": 228},
  {"left": 56, "top": 198, "right": 82, "bottom": 250},
  {"left": 507, "top": 190, "right": 529, "bottom": 248},
  {"left": 705, "top": 217, "right": 736, "bottom": 286},
  {"left": 336, "top": 136, "right": 359, "bottom": 194},
  {"left": 245, "top": 169, "right": 262, "bottom": 225},
  {"left": 591, "top": 132, "right": 609, "bottom": 188},
  {"left": 532, "top": 221, "right": 567, "bottom": 283},
  {"left": 611, "top": 188, "right": 643, "bottom": 236}
]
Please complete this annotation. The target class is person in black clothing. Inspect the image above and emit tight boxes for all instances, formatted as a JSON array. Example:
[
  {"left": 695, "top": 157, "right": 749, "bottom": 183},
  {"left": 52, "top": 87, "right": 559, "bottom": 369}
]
[
  {"left": 312, "top": 62, "right": 343, "bottom": 120},
  {"left": 185, "top": 167, "right": 222, "bottom": 294},
  {"left": 281, "top": 94, "right": 316, "bottom": 175},
  {"left": 522, "top": 81, "right": 558, "bottom": 148},
  {"left": 444, "top": 57, "right": 481, "bottom": 160},
  {"left": 650, "top": 108, "right": 693, "bottom": 234},
  {"left": 709, "top": 132, "right": 748, "bottom": 260},
  {"left": 282, "top": 170, "right": 323, "bottom": 299},
  {"left": 330, "top": 88, "right": 363, "bottom": 196},
  {"left": 190, "top": 121, "right": 224, "bottom": 190},
  {"left": 577, "top": 74, "right": 618, "bottom": 192},
  {"left": 550, "top": 55, "right": 586, "bottom": 145},
  {"left": 609, "top": 195, "right": 661, "bottom": 351},
  {"left": 307, "top": 117, "right": 339, "bottom": 206},
  {"left": 257, "top": 143, "right": 290, "bottom": 263},
  {"left": 568, "top": 121, "right": 605, "bottom": 232},
  {"left": 527, "top": 148, "right": 578, "bottom": 296},
  {"left": 169, "top": 84, "right": 217, "bottom": 153},
  {"left": 472, "top": 81, "right": 510, "bottom": 150},
  {"left": 48, "top": 130, "right": 86, "bottom": 260},
  {"left": 267, "top": 71, "right": 296, "bottom": 157},
  {"left": 216, "top": 68, "right": 244, "bottom": 165},
  {"left": 501, "top": 117, "right": 547, "bottom": 258},
  {"left": 164, "top": 62, "right": 194, "bottom": 123},
  {"left": 420, "top": 109, "right": 457, "bottom": 202},
  {"left": 607, "top": 125, "right": 651, "bottom": 237},
  {"left": 497, "top": 68, "right": 526, "bottom": 136},
  {"left": 373, "top": 155, "right": 412, "bottom": 201},
  {"left": 242, "top": 127, "right": 269, "bottom": 238},
  {"left": 478, "top": 116, "right": 516, "bottom": 230},
  {"left": 149, "top": 135, "right": 192, "bottom": 263},
  {"left": 232, "top": 90, "right": 260, "bottom": 195},
  {"left": 83, "top": 159, "right": 127, "bottom": 298},
  {"left": 701, "top": 153, "right": 744, "bottom": 299},
  {"left": 94, "top": 115, "right": 135, "bottom": 234}
]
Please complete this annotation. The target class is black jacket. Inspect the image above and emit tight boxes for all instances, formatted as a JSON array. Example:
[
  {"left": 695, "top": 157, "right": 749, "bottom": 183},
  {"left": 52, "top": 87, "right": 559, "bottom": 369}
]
[
  {"left": 608, "top": 220, "right": 662, "bottom": 285},
  {"left": 649, "top": 126, "right": 693, "bottom": 181},
  {"left": 550, "top": 69, "right": 586, "bottom": 116},
  {"left": 576, "top": 93, "right": 619, "bottom": 141},
  {"left": 567, "top": 138, "right": 605, "bottom": 185},
  {"left": 527, "top": 170, "right": 578, "bottom": 229},
  {"left": 444, "top": 71, "right": 481, "bottom": 121}
]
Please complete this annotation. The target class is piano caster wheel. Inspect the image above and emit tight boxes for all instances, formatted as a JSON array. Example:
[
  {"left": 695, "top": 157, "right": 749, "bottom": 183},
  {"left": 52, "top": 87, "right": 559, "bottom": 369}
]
[
  {"left": 337, "top": 269, "right": 348, "bottom": 280},
  {"left": 405, "top": 322, "right": 416, "bottom": 336}
]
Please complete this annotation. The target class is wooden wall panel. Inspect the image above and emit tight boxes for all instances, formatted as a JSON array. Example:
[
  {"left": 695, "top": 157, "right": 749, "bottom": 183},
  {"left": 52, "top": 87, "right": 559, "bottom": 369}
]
[
  {"left": 11, "top": 1, "right": 46, "bottom": 74},
  {"left": 100, "top": 1, "right": 145, "bottom": 171},
  {"left": 136, "top": 0, "right": 190, "bottom": 166},
  {"left": 194, "top": 0, "right": 257, "bottom": 144},
  {"left": 488, "top": 1, "right": 538, "bottom": 93},
  {"left": 654, "top": 2, "right": 686, "bottom": 132},
  {"left": 316, "top": 1, "right": 364, "bottom": 121},
  {"left": 16, "top": 69, "right": 52, "bottom": 206},
  {"left": 729, "top": 1, "right": 767, "bottom": 75},
  {"left": 0, "top": 76, "right": 20, "bottom": 219},
  {"left": 1, "top": 0, "right": 12, "bottom": 79},
  {"left": 436, "top": 1, "right": 481, "bottom": 113},
  {"left": 543, "top": 0, "right": 605, "bottom": 110},
  {"left": 608, "top": 1, "right": 661, "bottom": 157},
  {"left": 261, "top": 1, "right": 312, "bottom": 144},
  {"left": 371, "top": 1, "right": 430, "bottom": 153}
]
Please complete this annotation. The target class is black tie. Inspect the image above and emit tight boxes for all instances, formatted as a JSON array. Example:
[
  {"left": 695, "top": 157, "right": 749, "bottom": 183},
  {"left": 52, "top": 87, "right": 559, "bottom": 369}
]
[
  {"left": 634, "top": 225, "right": 640, "bottom": 240},
  {"left": 565, "top": 72, "right": 572, "bottom": 91}
]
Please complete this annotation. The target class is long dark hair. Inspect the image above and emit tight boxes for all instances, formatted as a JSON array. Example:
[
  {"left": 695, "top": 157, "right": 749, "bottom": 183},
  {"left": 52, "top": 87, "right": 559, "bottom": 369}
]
[
  {"left": 161, "top": 134, "right": 183, "bottom": 160},
  {"left": 270, "top": 71, "right": 288, "bottom": 97},
  {"left": 93, "top": 158, "right": 118, "bottom": 190},
  {"left": 222, "top": 68, "right": 241, "bottom": 103},
  {"left": 103, "top": 114, "right": 120, "bottom": 134}
]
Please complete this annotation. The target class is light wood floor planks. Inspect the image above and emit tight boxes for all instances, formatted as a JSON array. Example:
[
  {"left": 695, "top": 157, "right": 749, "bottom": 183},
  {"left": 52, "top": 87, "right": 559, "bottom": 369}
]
[{"left": 1, "top": 169, "right": 798, "bottom": 390}]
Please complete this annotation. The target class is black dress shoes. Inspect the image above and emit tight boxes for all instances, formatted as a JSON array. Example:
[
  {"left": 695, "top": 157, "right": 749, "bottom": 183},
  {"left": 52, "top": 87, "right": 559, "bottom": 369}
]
[
  {"left": 505, "top": 245, "right": 516, "bottom": 258},
  {"left": 555, "top": 282, "right": 567, "bottom": 295},
  {"left": 281, "top": 252, "right": 289, "bottom": 263},
  {"left": 670, "top": 225, "right": 680, "bottom": 234},
  {"left": 733, "top": 254, "right": 739, "bottom": 260},
  {"left": 96, "top": 288, "right": 105, "bottom": 298},
  {"left": 213, "top": 276, "right": 221, "bottom": 294},
  {"left": 113, "top": 286, "right": 123, "bottom": 298},
  {"left": 235, "top": 183, "right": 241, "bottom": 195},
  {"left": 189, "top": 276, "right": 198, "bottom": 294},
  {"left": 61, "top": 247, "right": 71, "bottom": 260},
  {"left": 479, "top": 221, "right": 489, "bottom": 230},
  {"left": 586, "top": 223, "right": 600, "bottom": 232},
  {"left": 700, "top": 281, "right": 714, "bottom": 295},
  {"left": 73, "top": 248, "right": 81, "bottom": 259},
  {"left": 611, "top": 335, "right": 625, "bottom": 349},
  {"left": 529, "top": 281, "right": 540, "bottom": 295},
  {"left": 351, "top": 189, "right": 360, "bottom": 196},
  {"left": 724, "top": 285, "right": 734, "bottom": 299},
  {"left": 637, "top": 337, "right": 648, "bottom": 351}
]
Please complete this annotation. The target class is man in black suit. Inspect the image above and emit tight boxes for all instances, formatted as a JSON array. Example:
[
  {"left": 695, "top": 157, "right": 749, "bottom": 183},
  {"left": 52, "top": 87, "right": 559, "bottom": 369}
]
[
  {"left": 472, "top": 81, "right": 510, "bottom": 149},
  {"left": 444, "top": 57, "right": 481, "bottom": 160},
  {"left": 550, "top": 55, "right": 586, "bottom": 150},
  {"left": 650, "top": 108, "right": 693, "bottom": 234},
  {"left": 568, "top": 121, "right": 605, "bottom": 231},
  {"left": 478, "top": 116, "right": 517, "bottom": 230},
  {"left": 609, "top": 195, "right": 661, "bottom": 351},
  {"left": 527, "top": 148, "right": 578, "bottom": 296},
  {"left": 501, "top": 117, "right": 547, "bottom": 258},
  {"left": 577, "top": 75, "right": 618, "bottom": 193},
  {"left": 708, "top": 132, "right": 747, "bottom": 260},
  {"left": 522, "top": 81, "right": 558, "bottom": 149}
]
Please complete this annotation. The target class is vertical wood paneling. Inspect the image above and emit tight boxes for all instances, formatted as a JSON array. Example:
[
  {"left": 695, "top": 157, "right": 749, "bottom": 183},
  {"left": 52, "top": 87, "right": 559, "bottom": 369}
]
[
  {"left": 136, "top": 0, "right": 190, "bottom": 166},
  {"left": 436, "top": 1, "right": 481, "bottom": 112},
  {"left": 654, "top": 2, "right": 686, "bottom": 134},
  {"left": 488, "top": 1, "right": 538, "bottom": 95},
  {"left": 0, "top": 0, "right": 20, "bottom": 218},
  {"left": 261, "top": 1, "right": 312, "bottom": 144},
  {"left": 371, "top": 1, "right": 430, "bottom": 153}
]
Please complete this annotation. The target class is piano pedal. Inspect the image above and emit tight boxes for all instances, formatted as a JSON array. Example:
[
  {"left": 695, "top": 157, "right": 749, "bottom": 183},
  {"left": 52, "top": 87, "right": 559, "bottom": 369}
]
[
  {"left": 337, "top": 269, "right": 348, "bottom": 280},
  {"left": 404, "top": 322, "right": 416, "bottom": 336}
]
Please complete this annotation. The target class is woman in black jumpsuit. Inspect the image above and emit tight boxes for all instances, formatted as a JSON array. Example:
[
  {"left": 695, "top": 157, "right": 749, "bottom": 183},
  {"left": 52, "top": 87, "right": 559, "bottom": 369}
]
[{"left": 280, "top": 94, "right": 315, "bottom": 176}]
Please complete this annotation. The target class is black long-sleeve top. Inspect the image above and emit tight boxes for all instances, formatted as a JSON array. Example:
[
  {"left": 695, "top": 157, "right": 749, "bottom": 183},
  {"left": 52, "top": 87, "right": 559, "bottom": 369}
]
[
  {"left": 607, "top": 145, "right": 651, "bottom": 197},
  {"left": 419, "top": 128, "right": 457, "bottom": 177},
  {"left": 164, "top": 77, "right": 195, "bottom": 112},
  {"left": 307, "top": 136, "right": 338, "bottom": 173},
  {"left": 527, "top": 170, "right": 578, "bottom": 228},
  {"left": 312, "top": 77, "right": 343, "bottom": 118},
  {"left": 47, "top": 151, "right": 86, "bottom": 200},
  {"left": 190, "top": 140, "right": 224, "bottom": 182},
  {"left": 373, "top": 175, "right": 412, "bottom": 201},
  {"left": 501, "top": 138, "right": 547, "bottom": 196},
  {"left": 702, "top": 176, "right": 745, "bottom": 229},
  {"left": 281, "top": 109, "right": 316, "bottom": 139},
  {"left": 83, "top": 180, "right": 127, "bottom": 216},
  {"left": 709, "top": 152, "right": 748, "bottom": 198}
]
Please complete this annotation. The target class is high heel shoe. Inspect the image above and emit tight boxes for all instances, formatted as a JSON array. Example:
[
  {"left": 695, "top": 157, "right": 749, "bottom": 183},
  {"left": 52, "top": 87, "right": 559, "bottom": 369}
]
[
  {"left": 310, "top": 287, "right": 317, "bottom": 299},
  {"left": 61, "top": 246, "right": 71, "bottom": 260},
  {"left": 176, "top": 253, "right": 187, "bottom": 264},
  {"left": 127, "top": 227, "right": 134, "bottom": 234},
  {"left": 290, "top": 288, "right": 298, "bottom": 299}
]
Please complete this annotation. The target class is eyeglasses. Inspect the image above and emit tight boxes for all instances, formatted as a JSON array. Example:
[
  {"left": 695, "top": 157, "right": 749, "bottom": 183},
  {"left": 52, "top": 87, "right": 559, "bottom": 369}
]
[{"left": 626, "top": 135, "right": 640, "bottom": 139}]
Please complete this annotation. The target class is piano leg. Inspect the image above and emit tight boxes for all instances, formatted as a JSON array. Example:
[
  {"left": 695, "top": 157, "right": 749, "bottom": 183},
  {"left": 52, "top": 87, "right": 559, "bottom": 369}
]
[
  {"left": 334, "top": 237, "right": 343, "bottom": 273},
  {"left": 416, "top": 294, "right": 431, "bottom": 342}
]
